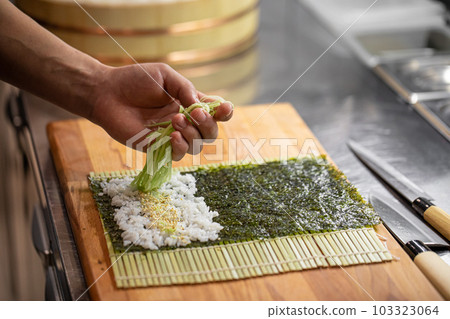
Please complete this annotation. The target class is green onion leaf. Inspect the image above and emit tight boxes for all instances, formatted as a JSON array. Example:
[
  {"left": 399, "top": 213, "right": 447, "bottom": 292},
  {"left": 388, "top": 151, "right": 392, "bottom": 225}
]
[{"left": 131, "top": 95, "right": 233, "bottom": 193}]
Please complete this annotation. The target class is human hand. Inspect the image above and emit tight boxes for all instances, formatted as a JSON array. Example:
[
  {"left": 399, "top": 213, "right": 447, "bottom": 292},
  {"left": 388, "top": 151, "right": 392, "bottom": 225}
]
[
  {"left": 0, "top": 1, "right": 231, "bottom": 161},
  {"left": 90, "top": 63, "right": 233, "bottom": 160}
]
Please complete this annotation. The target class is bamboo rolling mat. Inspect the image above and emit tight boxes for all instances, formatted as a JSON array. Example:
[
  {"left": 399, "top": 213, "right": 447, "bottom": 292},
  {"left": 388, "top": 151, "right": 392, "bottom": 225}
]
[
  {"left": 90, "top": 166, "right": 392, "bottom": 288},
  {"left": 106, "top": 229, "right": 390, "bottom": 288}
]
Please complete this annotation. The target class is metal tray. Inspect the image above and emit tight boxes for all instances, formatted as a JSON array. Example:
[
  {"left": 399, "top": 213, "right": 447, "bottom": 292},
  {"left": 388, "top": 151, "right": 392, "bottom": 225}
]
[
  {"left": 374, "top": 55, "right": 450, "bottom": 103},
  {"left": 345, "top": 27, "right": 450, "bottom": 67}
]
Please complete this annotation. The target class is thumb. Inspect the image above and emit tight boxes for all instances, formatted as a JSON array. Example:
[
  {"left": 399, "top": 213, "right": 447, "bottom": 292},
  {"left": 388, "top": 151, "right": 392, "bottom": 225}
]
[{"left": 161, "top": 64, "right": 198, "bottom": 107}]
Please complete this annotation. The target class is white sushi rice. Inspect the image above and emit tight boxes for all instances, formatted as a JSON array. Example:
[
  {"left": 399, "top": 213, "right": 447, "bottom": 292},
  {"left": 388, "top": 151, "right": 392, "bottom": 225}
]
[{"left": 101, "top": 173, "right": 222, "bottom": 250}]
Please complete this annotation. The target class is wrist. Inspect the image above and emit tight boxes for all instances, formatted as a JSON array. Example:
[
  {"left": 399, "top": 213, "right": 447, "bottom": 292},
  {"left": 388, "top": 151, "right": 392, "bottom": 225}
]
[
  {"left": 74, "top": 58, "right": 110, "bottom": 122},
  {"left": 43, "top": 51, "right": 111, "bottom": 122}
]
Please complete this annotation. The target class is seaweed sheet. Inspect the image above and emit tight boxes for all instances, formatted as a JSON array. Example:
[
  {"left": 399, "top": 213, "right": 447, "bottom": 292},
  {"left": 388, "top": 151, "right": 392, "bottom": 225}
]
[{"left": 89, "top": 157, "right": 380, "bottom": 252}]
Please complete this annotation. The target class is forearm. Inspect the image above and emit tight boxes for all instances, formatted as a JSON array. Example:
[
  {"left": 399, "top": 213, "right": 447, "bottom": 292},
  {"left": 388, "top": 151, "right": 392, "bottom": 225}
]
[{"left": 0, "top": 0, "right": 106, "bottom": 119}]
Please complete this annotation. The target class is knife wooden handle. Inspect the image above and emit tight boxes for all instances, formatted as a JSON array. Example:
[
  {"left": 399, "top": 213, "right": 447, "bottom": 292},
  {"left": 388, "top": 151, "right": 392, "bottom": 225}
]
[
  {"left": 414, "top": 251, "right": 450, "bottom": 300},
  {"left": 423, "top": 206, "right": 450, "bottom": 241},
  {"left": 413, "top": 198, "right": 450, "bottom": 241}
]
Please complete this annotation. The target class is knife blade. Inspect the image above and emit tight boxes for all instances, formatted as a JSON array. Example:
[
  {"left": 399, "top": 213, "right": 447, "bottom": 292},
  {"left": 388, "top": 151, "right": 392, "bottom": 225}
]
[
  {"left": 370, "top": 193, "right": 450, "bottom": 300},
  {"left": 369, "top": 193, "right": 448, "bottom": 248},
  {"left": 348, "top": 140, "right": 450, "bottom": 241}
]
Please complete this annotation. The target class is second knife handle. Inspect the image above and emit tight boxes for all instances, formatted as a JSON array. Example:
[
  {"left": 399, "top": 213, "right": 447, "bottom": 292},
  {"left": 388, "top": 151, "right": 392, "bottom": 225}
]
[
  {"left": 405, "top": 241, "right": 450, "bottom": 300},
  {"left": 413, "top": 198, "right": 450, "bottom": 241},
  {"left": 414, "top": 251, "right": 450, "bottom": 300}
]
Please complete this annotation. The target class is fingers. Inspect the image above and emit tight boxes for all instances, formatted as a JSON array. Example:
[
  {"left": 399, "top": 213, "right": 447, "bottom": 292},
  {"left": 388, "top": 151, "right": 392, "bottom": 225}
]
[
  {"left": 171, "top": 108, "right": 220, "bottom": 156},
  {"left": 170, "top": 95, "right": 234, "bottom": 160},
  {"left": 213, "top": 101, "right": 234, "bottom": 122},
  {"left": 172, "top": 113, "right": 204, "bottom": 155},
  {"left": 159, "top": 64, "right": 198, "bottom": 107},
  {"left": 197, "top": 93, "right": 233, "bottom": 122},
  {"left": 170, "top": 131, "right": 189, "bottom": 161},
  {"left": 190, "top": 108, "right": 218, "bottom": 140}
]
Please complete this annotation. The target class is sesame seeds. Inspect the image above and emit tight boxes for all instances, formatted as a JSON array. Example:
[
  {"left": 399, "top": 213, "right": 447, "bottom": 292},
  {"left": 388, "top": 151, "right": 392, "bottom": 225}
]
[{"left": 140, "top": 193, "right": 179, "bottom": 233}]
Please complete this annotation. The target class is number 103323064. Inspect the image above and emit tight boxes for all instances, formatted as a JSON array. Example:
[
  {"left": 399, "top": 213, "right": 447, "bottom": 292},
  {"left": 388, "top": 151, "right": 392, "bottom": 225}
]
[{"left": 372, "top": 305, "right": 439, "bottom": 316}]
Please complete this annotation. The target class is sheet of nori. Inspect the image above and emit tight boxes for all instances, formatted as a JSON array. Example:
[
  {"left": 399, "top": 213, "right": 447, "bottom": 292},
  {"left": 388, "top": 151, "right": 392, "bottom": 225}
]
[{"left": 89, "top": 157, "right": 380, "bottom": 252}]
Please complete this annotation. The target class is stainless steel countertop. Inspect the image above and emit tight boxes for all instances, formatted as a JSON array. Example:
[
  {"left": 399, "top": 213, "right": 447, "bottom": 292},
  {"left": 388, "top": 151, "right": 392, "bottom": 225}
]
[{"left": 20, "top": 0, "right": 450, "bottom": 300}]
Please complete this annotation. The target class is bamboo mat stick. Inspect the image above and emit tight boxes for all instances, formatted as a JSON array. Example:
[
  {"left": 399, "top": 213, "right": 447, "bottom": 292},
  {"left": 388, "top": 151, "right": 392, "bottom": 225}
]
[
  {"left": 103, "top": 229, "right": 392, "bottom": 287},
  {"left": 250, "top": 242, "right": 269, "bottom": 275}
]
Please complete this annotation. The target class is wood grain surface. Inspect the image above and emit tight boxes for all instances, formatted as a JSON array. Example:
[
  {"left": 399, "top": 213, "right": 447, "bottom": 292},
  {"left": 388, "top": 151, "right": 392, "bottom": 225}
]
[{"left": 47, "top": 103, "right": 443, "bottom": 300}]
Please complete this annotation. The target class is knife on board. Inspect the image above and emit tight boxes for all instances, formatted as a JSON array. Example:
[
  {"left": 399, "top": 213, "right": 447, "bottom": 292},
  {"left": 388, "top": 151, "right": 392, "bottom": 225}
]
[
  {"left": 348, "top": 140, "right": 450, "bottom": 241},
  {"left": 370, "top": 193, "right": 450, "bottom": 300}
]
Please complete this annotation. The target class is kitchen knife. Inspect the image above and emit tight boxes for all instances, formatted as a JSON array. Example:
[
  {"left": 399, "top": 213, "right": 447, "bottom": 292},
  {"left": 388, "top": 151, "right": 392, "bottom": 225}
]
[
  {"left": 348, "top": 140, "right": 450, "bottom": 240},
  {"left": 370, "top": 193, "right": 450, "bottom": 300}
]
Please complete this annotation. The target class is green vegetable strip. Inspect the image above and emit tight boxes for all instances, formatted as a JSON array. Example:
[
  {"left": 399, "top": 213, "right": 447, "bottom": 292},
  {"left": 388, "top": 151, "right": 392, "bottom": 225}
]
[{"left": 131, "top": 95, "right": 233, "bottom": 193}]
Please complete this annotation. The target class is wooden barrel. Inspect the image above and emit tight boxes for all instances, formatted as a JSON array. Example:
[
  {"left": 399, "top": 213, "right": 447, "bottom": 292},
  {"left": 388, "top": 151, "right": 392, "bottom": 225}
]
[
  {"left": 17, "top": 0, "right": 259, "bottom": 66},
  {"left": 176, "top": 44, "right": 259, "bottom": 105}
]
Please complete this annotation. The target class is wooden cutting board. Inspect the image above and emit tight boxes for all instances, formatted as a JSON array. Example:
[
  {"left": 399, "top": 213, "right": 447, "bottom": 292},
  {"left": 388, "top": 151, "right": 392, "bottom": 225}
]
[{"left": 47, "top": 103, "right": 443, "bottom": 300}]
